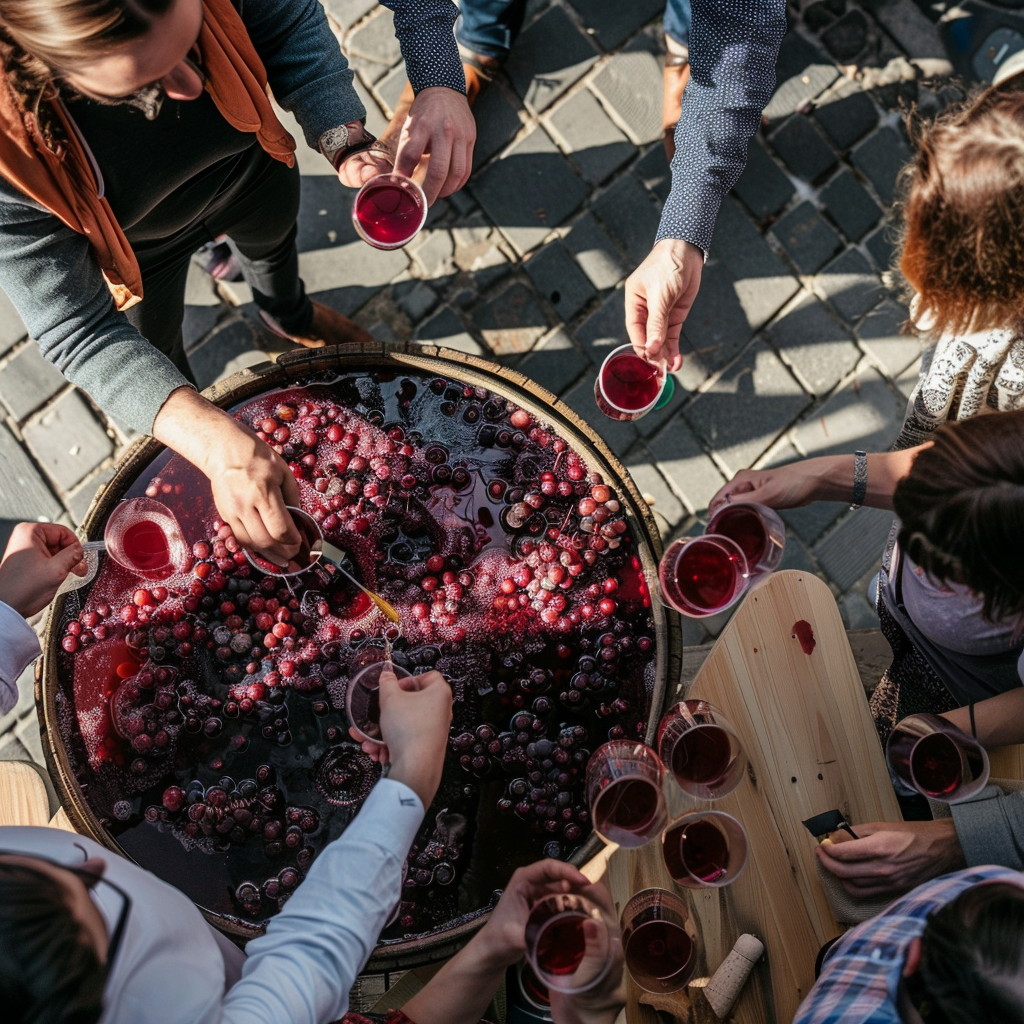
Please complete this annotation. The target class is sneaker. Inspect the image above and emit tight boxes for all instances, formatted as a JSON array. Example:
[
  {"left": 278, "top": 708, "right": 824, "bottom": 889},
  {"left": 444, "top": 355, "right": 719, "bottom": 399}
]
[{"left": 259, "top": 300, "right": 374, "bottom": 349}]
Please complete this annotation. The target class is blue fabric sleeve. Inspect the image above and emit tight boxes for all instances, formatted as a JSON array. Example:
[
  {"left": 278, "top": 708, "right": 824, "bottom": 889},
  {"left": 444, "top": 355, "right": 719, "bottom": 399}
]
[
  {"left": 378, "top": 0, "right": 466, "bottom": 95},
  {"left": 656, "top": 0, "right": 788, "bottom": 254},
  {"left": 219, "top": 778, "right": 424, "bottom": 1024},
  {"left": 0, "top": 182, "right": 190, "bottom": 436}
]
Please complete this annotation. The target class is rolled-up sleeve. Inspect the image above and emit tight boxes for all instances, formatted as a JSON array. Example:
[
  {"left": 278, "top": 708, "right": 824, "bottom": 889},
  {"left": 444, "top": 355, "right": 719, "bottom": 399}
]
[{"left": 656, "top": 0, "right": 788, "bottom": 254}]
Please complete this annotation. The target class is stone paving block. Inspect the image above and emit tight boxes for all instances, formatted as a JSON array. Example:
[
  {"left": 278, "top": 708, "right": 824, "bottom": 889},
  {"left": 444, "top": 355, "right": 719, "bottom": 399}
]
[
  {"left": 394, "top": 279, "right": 439, "bottom": 322},
  {"left": 373, "top": 61, "right": 407, "bottom": 117},
  {"left": 415, "top": 306, "right": 484, "bottom": 356},
  {"left": 411, "top": 229, "right": 456, "bottom": 279},
  {"left": 794, "top": 368, "right": 906, "bottom": 458},
  {"left": 769, "top": 115, "right": 838, "bottom": 184},
  {"left": 573, "top": 288, "right": 626, "bottom": 366},
  {"left": 546, "top": 88, "right": 635, "bottom": 185},
  {"left": 322, "top": 0, "right": 375, "bottom": 31},
  {"left": 710, "top": 198, "right": 801, "bottom": 330},
  {"left": 518, "top": 328, "right": 590, "bottom": 396},
  {"left": 352, "top": 73, "right": 390, "bottom": 138},
  {"left": 471, "top": 126, "right": 589, "bottom": 255},
  {"left": 472, "top": 84, "right": 524, "bottom": 170},
  {"left": 562, "top": 366, "right": 638, "bottom": 459},
  {"left": 763, "top": 32, "right": 840, "bottom": 124},
  {"left": 0, "top": 342, "right": 66, "bottom": 421},
  {"left": 0, "top": 286, "right": 27, "bottom": 358},
  {"left": 813, "top": 505, "right": 892, "bottom": 591},
  {"left": 190, "top": 318, "right": 272, "bottom": 390},
  {"left": 647, "top": 416, "right": 727, "bottom": 515},
  {"left": 858, "top": 299, "right": 920, "bottom": 378},
  {"left": 839, "top": 591, "right": 879, "bottom": 631},
  {"left": 819, "top": 169, "right": 882, "bottom": 242},
  {"left": 588, "top": 34, "right": 663, "bottom": 146},
  {"left": 684, "top": 340, "right": 812, "bottom": 475},
  {"left": 822, "top": 9, "right": 871, "bottom": 63},
  {"left": 564, "top": 0, "right": 664, "bottom": 50},
  {"left": 506, "top": 4, "right": 599, "bottom": 113},
  {"left": 732, "top": 140, "right": 796, "bottom": 222},
  {"left": 0, "top": 733, "right": 30, "bottom": 762},
  {"left": 623, "top": 447, "right": 685, "bottom": 530},
  {"left": 896, "top": 355, "right": 923, "bottom": 402},
  {"left": 22, "top": 390, "right": 113, "bottom": 493},
  {"left": 67, "top": 465, "right": 116, "bottom": 527},
  {"left": 15, "top": 714, "right": 45, "bottom": 767},
  {"left": 769, "top": 291, "right": 861, "bottom": 395},
  {"left": 297, "top": 174, "right": 360, "bottom": 255},
  {"left": 592, "top": 174, "right": 662, "bottom": 268},
  {"left": 298, "top": 239, "right": 408, "bottom": 315},
  {"left": 782, "top": 500, "right": 849, "bottom": 548},
  {"left": 0, "top": 664, "right": 37, "bottom": 736},
  {"left": 680, "top": 261, "right": 756, "bottom": 376},
  {"left": 346, "top": 8, "right": 400, "bottom": 84},
  {"left": 770, "top": 201, "right": 843, "bottom": 275},
  {"left": 477, "top": 280, "right": 551, "bottom": 355},
  {"left": 563, "top": 214, "right": 627, "bottom": 291},
  {"left": 778, "top": 533, "right": 820, "bottom": 578},
  {"left": 633, "top": 144, "right": 671, "bottom": 203},
  {"left": 851, "top": 126, "right": 912, "bottom": 205},
  {"left": 817, "top": 248, "right": 885, "bottom": 324},
  {"left": 524, "top": 240, "right": 597, "bottom": 320},
  {"left": 813, "top": 78, "right": 879, "bottom": 150},
  {"left": 863, "top": 220, "right": 897, "bottom": 273}
]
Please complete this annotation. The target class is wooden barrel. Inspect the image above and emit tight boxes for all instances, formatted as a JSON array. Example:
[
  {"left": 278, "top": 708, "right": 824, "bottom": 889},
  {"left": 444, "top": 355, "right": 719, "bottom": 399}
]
[{"left": 37, "top": 342, "right": 682, "bottom": 969}]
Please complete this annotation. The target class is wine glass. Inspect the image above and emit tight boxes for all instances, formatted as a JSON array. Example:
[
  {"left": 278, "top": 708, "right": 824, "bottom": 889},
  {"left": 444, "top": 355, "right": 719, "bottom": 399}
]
[
  {"left": 657, "top": 536, "right": 750, "bottom": 618},
  {"left": 705, "top": 501, "right": 785, "bottom": 583},
  {"left": 657, "top": 699, "right": 746, "bottom": 800},
  {"left": 594, "top": 344, "right": 673, "bottom": 422},
  {"left": 352, "top": 172, "right": 428, "bottom": 250},
  {"left": 621, "top": 888, "right": 699, "bottom": 994},
  {"left": 586, "top": 740, "right": 668, "bottom": 848},
  {"left": 525, "top": 891, "right": 616, "bottom": 994},
  {"left": 662, "top": 811, "right": 749, "bottom": 889},
  {"left": 104, "top": 497, "right": 191, "bottom": 581},
  {"left": 886, "top": 713, "right": 990, "bottom": 803},
  {"left": 345, "top": 659, "right": 413, "bottom": 745}
]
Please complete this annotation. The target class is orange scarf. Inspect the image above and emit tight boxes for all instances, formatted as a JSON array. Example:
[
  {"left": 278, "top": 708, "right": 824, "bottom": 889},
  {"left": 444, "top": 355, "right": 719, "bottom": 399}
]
[{"left": 0, "top": 0, "right": 296, "bottom": 310}]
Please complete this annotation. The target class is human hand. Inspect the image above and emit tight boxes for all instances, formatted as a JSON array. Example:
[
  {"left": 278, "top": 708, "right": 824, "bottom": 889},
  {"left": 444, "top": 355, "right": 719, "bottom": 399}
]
[
  {"left": 0, "top": 522, "right": 85, "bottom": 617},
  {"left": 549, "top": 881, "right": 626, "bottom": 1024},
  {"left": 624, "top": 238, "right": 703, "bottom": 373},
  {"left": 336, "top": 143, "right": 395, "bottom": 190},
  {"left": 816, "top": 820, "right": 966, "bottom": 898},
  {"left": 366, "top": 668, "right": 453, "bottom": 809},
  {"left": 709, "top": 461, "right": 826, "bottom": 513},
  {"left": 391, "top": 86, "right": 475, "bottom": 204}
]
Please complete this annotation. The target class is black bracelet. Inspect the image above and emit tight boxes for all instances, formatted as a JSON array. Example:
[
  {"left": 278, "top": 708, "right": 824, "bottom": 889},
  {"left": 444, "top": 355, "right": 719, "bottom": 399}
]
[{"left": 850, "top": 450, "right": 867, "bottom": 509}]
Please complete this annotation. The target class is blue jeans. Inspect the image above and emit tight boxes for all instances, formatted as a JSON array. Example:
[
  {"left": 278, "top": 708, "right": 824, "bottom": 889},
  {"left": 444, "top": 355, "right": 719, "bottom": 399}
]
[{"left": 456, "top": 0, "right": 692, "bottom": 61}]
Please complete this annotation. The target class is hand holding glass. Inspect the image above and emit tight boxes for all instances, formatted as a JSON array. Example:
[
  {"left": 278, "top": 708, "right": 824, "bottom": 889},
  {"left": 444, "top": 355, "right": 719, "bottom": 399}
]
[
  {"left": 525, "top": 891, "right": 616, "bottom": 994},
  {"left": 886, "top": 713, "right": 989, "bottom": 802}
]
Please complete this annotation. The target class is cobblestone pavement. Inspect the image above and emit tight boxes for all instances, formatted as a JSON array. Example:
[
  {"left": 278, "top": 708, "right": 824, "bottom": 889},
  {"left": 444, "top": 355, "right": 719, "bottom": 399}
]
[{"left": 1, "top": 0, "right": 1011, "bottom": 763}]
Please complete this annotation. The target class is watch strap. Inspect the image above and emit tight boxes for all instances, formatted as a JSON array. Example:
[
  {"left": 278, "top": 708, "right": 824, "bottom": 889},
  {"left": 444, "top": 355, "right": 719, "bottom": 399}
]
[{"left": 850, "top": 451, "right": 868, "bottom": 510}]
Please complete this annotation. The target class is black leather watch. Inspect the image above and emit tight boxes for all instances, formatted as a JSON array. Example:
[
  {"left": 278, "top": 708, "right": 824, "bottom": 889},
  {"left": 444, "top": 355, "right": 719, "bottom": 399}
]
[{"left": 318, "top": 119, "right": 378, "bottom": 170}]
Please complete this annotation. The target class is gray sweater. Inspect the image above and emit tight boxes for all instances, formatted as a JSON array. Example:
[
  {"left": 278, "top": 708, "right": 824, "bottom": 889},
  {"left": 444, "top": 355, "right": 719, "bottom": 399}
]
[{"left": 0, "top": 0, "right": 462, "bottom": 436}]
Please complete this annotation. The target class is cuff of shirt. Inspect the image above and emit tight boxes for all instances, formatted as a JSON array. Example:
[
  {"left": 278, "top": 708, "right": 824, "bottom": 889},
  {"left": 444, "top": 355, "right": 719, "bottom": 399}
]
[
  {"left": 401, "top": 14, "right": 466, "bottom": 95},
  {"left": 950, "top": 785, "right": 1024, "bottom": 870},
  {"left": 654, "top": 196, "right": 718, "bottom": 262},
  {"left": 352, "top": 777, "right": 425, "bottom": 853},
  {"left": 0, "top": 601, "right": 41, "bottom": 715}
]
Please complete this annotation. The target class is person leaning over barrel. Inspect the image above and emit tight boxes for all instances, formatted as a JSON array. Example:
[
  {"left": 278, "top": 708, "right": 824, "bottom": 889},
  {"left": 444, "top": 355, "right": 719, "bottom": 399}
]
[{"left": 0, "top": 0, "right": 475, "bottom": 569}]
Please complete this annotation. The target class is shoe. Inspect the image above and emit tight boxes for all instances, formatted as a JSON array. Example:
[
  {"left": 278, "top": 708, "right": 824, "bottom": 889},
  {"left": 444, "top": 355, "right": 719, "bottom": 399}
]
[
  {"left": 259, "top": 300, "right": 374, "bottom": 349},
  {"left": 662, "top": 38, "right": 691, "bottom": 163}
]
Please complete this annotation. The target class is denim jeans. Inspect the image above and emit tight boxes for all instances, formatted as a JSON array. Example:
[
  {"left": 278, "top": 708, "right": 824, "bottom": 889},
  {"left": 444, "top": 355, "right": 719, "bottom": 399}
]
[{"left": 456, "top": 0, "right": 693, "bottom": 60}]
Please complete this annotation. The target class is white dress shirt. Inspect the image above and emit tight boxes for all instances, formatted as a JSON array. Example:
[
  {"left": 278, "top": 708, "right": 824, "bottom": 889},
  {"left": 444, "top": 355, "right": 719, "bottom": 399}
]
[{"left": 0, "top": 599, "right": 41, "bottom": 715}]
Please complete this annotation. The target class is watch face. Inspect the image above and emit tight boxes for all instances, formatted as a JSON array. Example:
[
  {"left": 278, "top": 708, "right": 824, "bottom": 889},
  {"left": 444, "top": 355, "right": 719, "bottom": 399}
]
[{"left": 319, "top": 124, "right": 352, "bottom": 156}]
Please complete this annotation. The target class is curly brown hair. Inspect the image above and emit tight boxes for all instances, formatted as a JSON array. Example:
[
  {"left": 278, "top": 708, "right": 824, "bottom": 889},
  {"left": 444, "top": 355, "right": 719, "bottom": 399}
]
[
  {"left": 0, "top": 0, "right": 173, "bottom": 115},
  {"left": 898, "top": 75, "right": 1024, "bottom": 338},
  {"left": 893, "top": 409, "right": 1024, "bottom": 622}
]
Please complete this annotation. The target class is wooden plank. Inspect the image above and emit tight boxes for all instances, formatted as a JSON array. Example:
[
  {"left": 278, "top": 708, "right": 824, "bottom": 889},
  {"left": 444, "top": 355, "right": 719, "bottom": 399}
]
[
  {"left": 609, "top": 571, "right": 902, "bottom": 1024},
  {"left": 0, "top": 761, "right": 53, "bottom": 827},
  {"left": 988, "top": 744, "right": 1024, "bottom": 781}
]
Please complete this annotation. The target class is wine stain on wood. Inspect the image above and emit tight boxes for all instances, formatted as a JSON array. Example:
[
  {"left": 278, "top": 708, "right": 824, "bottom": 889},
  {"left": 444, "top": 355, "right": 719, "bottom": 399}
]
[{"left": 791, "top": 620, "right": 816, "bottom": 655}]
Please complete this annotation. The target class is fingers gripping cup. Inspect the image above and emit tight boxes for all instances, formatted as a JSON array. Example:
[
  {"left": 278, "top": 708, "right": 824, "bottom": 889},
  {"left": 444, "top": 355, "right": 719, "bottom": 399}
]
[
  {"left": 621, "top": 888, "right": 698, "bottom": 995},
  {"left": 705, "top": 501, "right": 786, "bottom": 584},
  {"left": 345, "top": 659, "right": 413, "bottom": 745},
  {"left": 586, "top": 741, "right": 668, "bottom": 848},
  {"left": 352, "top": 173, "right": 428, "bottom": 250},
  {"left": 662, "top": 811, "right": 749, "bottom": 888},
  {"left": 525, "top": 892, "right": 616, "bottom": 995},
  {"left": 657, "top": 700, "right": 745, "bottom": 800},
  {"left": 886, "top": 713, "right": 990, "bottom": 803},
  {"left": 657, "top": 536, "right": 750, "bottom": 618}
]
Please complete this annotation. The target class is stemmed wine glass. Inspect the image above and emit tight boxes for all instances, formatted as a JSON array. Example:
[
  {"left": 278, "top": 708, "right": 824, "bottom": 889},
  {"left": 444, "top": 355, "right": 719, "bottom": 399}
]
[
  {"left": 621, "top": 888, "right": 699, "bottom": 995},
  {"left": 345, "top": 659, "right": 413, "bottom": 745},
  {"left": 586, "top": 741, "right": 668, "bottom": 848},
  {"left": 886, "top": 713, "right": 989, "bottom": 803},
  {"left": 662, "top": 810, "right": 749, "bottom": 889},
  {"left": 657, "top": 699, "right": 746, "bottom": 800},
  {"left": 657, "top": 535, "right": 750, "bottom": 618},
  {"left": 705, "top": 501, "right": 785, "bottom": 584},
  {"left": 525, "top": 891, "right": 617, "bottom": 994}
]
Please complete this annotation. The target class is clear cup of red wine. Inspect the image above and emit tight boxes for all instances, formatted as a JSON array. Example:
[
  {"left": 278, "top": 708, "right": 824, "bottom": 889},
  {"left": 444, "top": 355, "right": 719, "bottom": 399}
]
[
  {"left": 621, "top": 888, "right": 699, "bottom": 995},
  {"left": 657, "top": 700, "right": 746, "bottom": 801},
  {"left": 662, "top": 811, "right": 749, "bottom": 888},
  {"left": 656, "top": 536, "right": 750, "bottom": 618},
  {"left": 594, "top": 344, "right": 674, "bottom": 422},
  {"left": 525, "top": 891, "right": 617, "bottom": 995},
  {"left": 104, "top": 497, "right": 192, "bottom": 581},
  {"left": 345, "top": 659, "right": 413, "bottom": 745},
  {"left": 352, "top": 172, "right": 428, "bottom": 250},
  {"left": 705, "top": 501, "right": 785, "bottom": 584},
  {"left": 586, "top": 740, "right": 668, "bottom": 848},
  {"left": 885, "top": 713, "right": 990, "bottom": 803}
]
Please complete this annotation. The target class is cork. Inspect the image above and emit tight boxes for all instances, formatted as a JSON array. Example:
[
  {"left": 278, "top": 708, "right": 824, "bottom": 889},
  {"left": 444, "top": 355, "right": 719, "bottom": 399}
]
[{"left": 703, "top": 933, "right": 765, "bottom": 1019}]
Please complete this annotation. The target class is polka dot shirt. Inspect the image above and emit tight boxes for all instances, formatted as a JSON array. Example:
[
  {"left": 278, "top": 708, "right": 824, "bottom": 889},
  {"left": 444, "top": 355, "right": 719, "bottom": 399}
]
[
  {"left": 380, "top": 0, "right": 467, "bottom": 96},
  {"left": 656, "top": 0, "right": 787, "bottom": 255}
]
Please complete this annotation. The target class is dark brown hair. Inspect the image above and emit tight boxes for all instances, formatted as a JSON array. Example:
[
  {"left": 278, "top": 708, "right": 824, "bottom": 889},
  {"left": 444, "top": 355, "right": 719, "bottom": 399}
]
[
  {"left": 918, "top": 880, "right": 1024, "bottom": 1024},
  {"left": 0, "top": 0, "right": 174, "bottom": 114},
  {"left": 899, "top": 76, "right": 1024, "bottom": 338},
  {"left": 894, "top": 409, "right": 1024, "bottom": 622}
]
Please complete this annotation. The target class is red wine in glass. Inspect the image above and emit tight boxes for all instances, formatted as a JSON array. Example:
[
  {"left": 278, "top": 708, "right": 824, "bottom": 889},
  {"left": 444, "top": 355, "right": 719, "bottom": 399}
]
[
  {"left": 592, "top": 776, "right": 661, "bottom": 839},
  {"left": 663, "top": 812, "right": 747, "bottom": 888},
  {"left": 353, "top": 174, "right": 426, "bottom": 249},
  {"left": 535, "top": 914, "right": 588, "bottom": 976},
  {"left": 625, "top": 921, "right": 694, "bottom": 991},
  {"left": 708, "top": 507, "right": 767, "bottom": 565},
  {"left": 671, "top": 725, "right": 733, "bottom": 786},
  {"left": 680, "top": 818, "right": 729, "bottom": 883},
  {"left": 121, "top": 519, "right": 171, "bottom": 576},
  {"left": 595, "top": 348, "right": 663, "bottom": 421},
  {"left": 658, "top": 537, "right": 748, "bottom": 617},
  {"left": 526, "top": 893, "right": 613, "bottom": 993},
  {"left": 346, "top": 661, "right": 412, "bottom": 744},
  {"left": 911, "top": 733, "right": 963, "bottom": 797}
]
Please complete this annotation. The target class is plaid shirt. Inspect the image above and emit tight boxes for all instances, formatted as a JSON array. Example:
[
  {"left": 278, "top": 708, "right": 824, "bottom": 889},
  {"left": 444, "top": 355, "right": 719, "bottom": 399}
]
[{"left": 793, "top": 866, "right": 1022, "bottom": 1024}]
